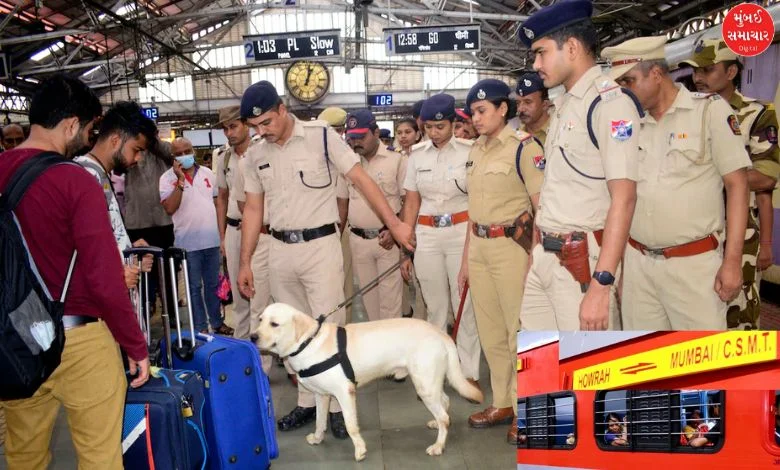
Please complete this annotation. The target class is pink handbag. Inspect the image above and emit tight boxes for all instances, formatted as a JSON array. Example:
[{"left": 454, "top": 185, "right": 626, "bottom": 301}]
[{"left": 217, "top": 258, "right": 233, "bottom": 306}]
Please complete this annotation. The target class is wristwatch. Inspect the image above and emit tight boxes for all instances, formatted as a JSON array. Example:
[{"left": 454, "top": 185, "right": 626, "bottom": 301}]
[
  {"left": 176, "top": 182, "right": 185, "bottom": 191},
  {"left": 592, "top": 271, "right": 615, "bottom": 286}
]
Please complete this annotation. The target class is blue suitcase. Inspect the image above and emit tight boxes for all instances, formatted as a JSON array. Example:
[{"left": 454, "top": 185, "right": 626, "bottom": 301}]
[
  {"left": 162, "top": 247, "right": 278, "bottom": 470},
  {"left": 122, "top": 367, "right": 208, "bottom": 470},
  {"left": 122, "top": 247, "right": 209, "bottom": 470}
]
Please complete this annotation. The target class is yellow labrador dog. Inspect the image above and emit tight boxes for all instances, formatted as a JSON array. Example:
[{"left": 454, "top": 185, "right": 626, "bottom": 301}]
[{"left": 251, "top": 302, "right": 483, "bottom": 461}]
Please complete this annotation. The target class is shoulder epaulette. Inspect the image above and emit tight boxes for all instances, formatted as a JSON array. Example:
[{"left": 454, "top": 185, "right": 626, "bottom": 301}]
[
  {"left": 594, "top": 78, "right": 624, "bottom": 103},
  {"left": 691, "top": 92, "right": 719, "bottom": 100}
]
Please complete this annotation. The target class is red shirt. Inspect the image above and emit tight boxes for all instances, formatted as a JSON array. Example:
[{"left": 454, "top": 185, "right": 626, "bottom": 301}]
[{"left": 0, "top": 148, "right": 147, "bottom": 361}]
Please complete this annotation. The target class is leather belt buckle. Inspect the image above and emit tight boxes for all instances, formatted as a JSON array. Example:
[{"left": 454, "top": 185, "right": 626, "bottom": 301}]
[
  {"left": 285, "top": 230, "right": 305, "bottom": 243},
  {"left": 433, "top": 214, "right": 453, "bottom": 228},
  {"left": 645, "top": 247, "right": 666, "bottom": 257},
  {"left": 476, "top": 224, "right": 488, "bottom": 238},
  {"left": 364, "top": 229, "right": 381, "bottom": 239},
  {"left": 488, "top": 226, "right": 505, "bottom": 238}
]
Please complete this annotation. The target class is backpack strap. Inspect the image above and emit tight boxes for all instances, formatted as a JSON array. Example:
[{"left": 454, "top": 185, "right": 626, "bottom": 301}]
[
  {"left": 1, "top": 152, "right": 74, "bottom": 212},
  {"left": 514, "top": 135, "right": 543, "bottom": 185},
  {"left": 586, "top": 87, "right": 645, "bottom": 150}
]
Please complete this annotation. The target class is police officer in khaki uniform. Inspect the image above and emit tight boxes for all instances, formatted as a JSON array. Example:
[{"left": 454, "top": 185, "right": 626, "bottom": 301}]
[
  {"left": 460, "top": 79, "right": 544, "bottom": 442},
  {"left": 519, "top": 0, "right": 641, "bottom": 331},
  {"left": 214, "top": 105, "right": 256, "bottom": 340},
  {"left": 602, "top": 36, "right": 750, "bottom": 330},
  {"left": 237, "top": 81, "right": 415, "bottom": 438},
  {"left": 344, "top": 109, "right": 407, "bottom": 321},
  {"left": 317, "top": 107, "right": 355, "bottom": 323},
  {"left": 680, "top": 39, "right": 780, "bottom": 330},
  {"left": 401, "top": 93, "right": 481, "bottom": 385},
  {"left": 509, "top": 72, "right": 552, "bottom": 145}
]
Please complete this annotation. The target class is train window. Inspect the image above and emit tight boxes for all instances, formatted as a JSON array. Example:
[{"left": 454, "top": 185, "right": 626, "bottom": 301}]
[
  {"left": 525, "top": 392, "right": 576, "bottom": 450},
  {"left": 518, "top": 399, "right": 528, "bottom": 448},
  {"left": 594, "top": 390, "right": 724, "bottom": 453},
  {"left": 775, "top": 391, "right": 780, "bottom": 446}
]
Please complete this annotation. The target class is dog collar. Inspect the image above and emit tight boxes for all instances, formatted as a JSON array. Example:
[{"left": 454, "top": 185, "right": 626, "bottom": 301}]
[{"left": 288, "top": 315, "right": 325, "bottom": 358}]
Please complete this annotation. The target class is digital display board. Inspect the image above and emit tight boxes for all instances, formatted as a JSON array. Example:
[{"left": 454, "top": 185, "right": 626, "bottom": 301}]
[
  {"left": 369, "top": 93, "right": 393, "bottom": 106},
  {"left": 141, "top": 106, "right": 159, "bottom": 120},
  {"left": 383, "top": 24, "right": 481, "bottom": 55},
  {"left": 243, "top": 29, "right": 341, "bottom": 63}
]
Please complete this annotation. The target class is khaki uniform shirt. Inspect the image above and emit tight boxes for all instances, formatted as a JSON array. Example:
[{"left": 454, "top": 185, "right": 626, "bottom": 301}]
[
  {"left": 630, "top": 86, "right": 752, "bottom": 248},
  {"left": 404, "top": 137, "right": 472, "bottom": 215},
  {"left": 243, "top": 117, "right": 359, "bottom": 230},
  {"left": 467, "top": 125, "right": 545, "bottom": 226},
  {"left": 728, "top": 91, "right": 780, "bottom": 182},
  {"left": 234, "top": 157, "right": 269, "bottom": 225},
  {"left": 347, "top": 145, "right": 408, "bottom": 229},
  {"left": 537, "top": 65, "right": 641, "bottom": 233},
  {"left": 215, "top": 141, "right": 258, "bottom": 220},
  {"left": 519, "top": 120, "right": 550, "bottom": 147}
]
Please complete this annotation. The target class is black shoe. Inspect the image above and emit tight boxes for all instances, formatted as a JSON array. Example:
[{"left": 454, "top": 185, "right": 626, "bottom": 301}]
[
  {"left": 277, "top": 406, "right": 316, "bottom": 431},
  {"left": 402, "top": 307, "right": 414, "bottom": 318},
  {"left": 329, "top": 412, "right": 349, "bottom": 439}
]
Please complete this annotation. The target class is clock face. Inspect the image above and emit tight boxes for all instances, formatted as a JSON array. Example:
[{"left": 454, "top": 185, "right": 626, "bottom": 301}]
[{"left": 285, "top": 61, "right": 330, "bottom": 104}]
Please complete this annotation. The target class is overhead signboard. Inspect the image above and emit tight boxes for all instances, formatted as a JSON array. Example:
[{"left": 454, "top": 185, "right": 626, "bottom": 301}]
[
  {"left": 141, "top": 106, "right": 159, "bottom": 121},
  {"left": 383, "top": 24, "right": 481, "bottom": 55},
  {"left": 572, "top": 331, "right": 778, "bottom": 390},
  {"left": 368, "top": 93, "right": 393, "bottom": 107},
  {"left": 243, "top": 29, "right": 340, "bottom": 63}
]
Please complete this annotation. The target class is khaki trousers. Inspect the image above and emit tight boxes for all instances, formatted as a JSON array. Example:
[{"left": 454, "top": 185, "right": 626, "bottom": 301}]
[
  {"left": 270, "top": 232, "right": 345, "bottom": 412},
  {"left": 341, "top": 227, "right": 354, "bottom": 323},
  {"left": 349, "top": 231, "right": 403, "bottom": 321},
  {"left": 3, "top": 321, "right": 126, "bottom": 470},
  {"left": 250, "top": 233, "right": 274, "bottom": 374},
  {"left": 468, "top": 236, "right": 525, "bottom": 409},
  {"left": 520, "top": 232, "right": 621, "bottom": 331},
  {"left": 622, "top": 243, "right": 727, "bottom": 330},
  {"left": 225, "top": 225, "right": 251, "bottom": 339},
  {"left": 414, "top": 223, "right": 480, "bottom": 380}
]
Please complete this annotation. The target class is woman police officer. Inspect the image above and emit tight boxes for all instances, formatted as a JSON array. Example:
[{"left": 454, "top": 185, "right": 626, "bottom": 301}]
[
  {"left": 458, "top": 79, "right": 545, "bottom": 443},
  {"left": 400, "top": 93, "right": 482, "bottom": 387}
]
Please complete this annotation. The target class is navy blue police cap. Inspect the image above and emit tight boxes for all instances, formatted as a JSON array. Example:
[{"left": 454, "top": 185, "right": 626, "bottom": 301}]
[
  {"left": 412, "top": 99, "right": 426, "bottom": 119},
  {"left": 240, "top": 80, "right": 281, "bottom": 119},
  {"left": 465, "top": 79, "right": 511, "bottom": 115},
  {"left": 420, "top": 94, "right": 455, "bottom": 122},
  {"left": 345, "top": 109, "right": 377, "bottom": 137},
  {"left": 379, "top": 129, "right": 392, "bottom": 139},
  {"left": 515, "top": 72, "right": 545, "bottom": 97},
  {"left": 519, "top": 0, "right": 594, "bottom": 48}
]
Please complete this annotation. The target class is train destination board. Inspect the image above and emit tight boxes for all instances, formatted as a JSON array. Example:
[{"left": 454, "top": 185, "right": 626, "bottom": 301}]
[
  {"left": 383, "top": 24, "right": 481, "bottom": 55},
  {"left": 244, "top": 29, "right": 340, "bottom": 63}
]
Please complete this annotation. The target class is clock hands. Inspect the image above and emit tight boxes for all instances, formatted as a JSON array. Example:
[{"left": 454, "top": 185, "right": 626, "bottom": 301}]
[{"left": 304, "top": 65, "right": 313, "bottom": 86}]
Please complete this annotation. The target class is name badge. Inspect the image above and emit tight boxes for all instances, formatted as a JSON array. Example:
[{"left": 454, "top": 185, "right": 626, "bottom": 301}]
[{"left": 258, "top": 163, "right": 270, "bottom": 170}]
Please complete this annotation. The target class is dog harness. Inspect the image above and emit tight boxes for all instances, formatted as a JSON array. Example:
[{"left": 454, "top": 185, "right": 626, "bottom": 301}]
[{"left": 289, "top": 317, "right": 357, "bottom": 385}]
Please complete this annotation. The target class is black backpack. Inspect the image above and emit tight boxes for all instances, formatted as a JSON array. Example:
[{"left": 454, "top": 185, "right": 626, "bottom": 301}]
[{"left": 0, "top": 152, "right": 78, "bottom": 400}]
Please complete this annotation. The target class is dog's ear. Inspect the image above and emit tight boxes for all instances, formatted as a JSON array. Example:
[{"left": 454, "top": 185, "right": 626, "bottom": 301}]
[{"left": 292, "top": 313, "right": 311, "bottom": 343}]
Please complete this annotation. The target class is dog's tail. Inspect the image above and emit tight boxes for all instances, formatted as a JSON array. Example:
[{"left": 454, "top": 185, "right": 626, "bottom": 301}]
[{"left": 444, "top": 339, "right": 484, "bottom": 403}]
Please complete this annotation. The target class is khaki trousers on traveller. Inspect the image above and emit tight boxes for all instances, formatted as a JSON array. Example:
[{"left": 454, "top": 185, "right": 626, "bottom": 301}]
[{"left": 3, "top": 321, "right": 126, "bottom": 470}]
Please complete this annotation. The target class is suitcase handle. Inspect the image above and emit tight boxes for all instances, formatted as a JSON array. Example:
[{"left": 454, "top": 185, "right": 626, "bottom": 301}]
[
  {"left": 164, "top": 247, "right": 197, "bottom": 361},
  {"left": 123, "top": 246, "right": 165, "bottom": 258}
]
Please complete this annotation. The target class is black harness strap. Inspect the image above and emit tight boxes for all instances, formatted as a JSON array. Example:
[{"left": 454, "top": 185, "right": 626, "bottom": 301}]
[
  {"left": 586, "top": 87, "right": 645, "bottom": 150},
  {"left": 296, "top": 326, "right": 357, "bottom": 385},
  {"left": 514, "top": 135, "right": 543, "bottom": 185}
]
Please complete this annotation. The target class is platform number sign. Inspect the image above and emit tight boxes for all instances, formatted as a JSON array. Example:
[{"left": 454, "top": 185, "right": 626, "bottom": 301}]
[{"left": 369, "top": 94, "right": 393, "bottom": 107}]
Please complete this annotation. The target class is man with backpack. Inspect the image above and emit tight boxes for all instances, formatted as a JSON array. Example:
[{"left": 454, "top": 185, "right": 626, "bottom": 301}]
[{"left": 0, "top": 74, "right": 149, "bottom": 470}]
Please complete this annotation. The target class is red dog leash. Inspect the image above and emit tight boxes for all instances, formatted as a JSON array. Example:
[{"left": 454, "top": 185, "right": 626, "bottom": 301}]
[{"left": 451, "top": 282, "right": 469, "bottom": 344}]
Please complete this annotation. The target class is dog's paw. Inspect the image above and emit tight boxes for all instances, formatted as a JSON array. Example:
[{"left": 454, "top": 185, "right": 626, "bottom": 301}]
[
  {"left": 354, "top": 445, "right": 367, "bottom": 462},
  {"left": 426, "top": 419, "right": 438, "bottom": 430},
  {"left": 426, "top": 443, "right": 444, "bottom": 456},
  {"left": 306, "top": 432, "right": 324, "bottom": 445}
]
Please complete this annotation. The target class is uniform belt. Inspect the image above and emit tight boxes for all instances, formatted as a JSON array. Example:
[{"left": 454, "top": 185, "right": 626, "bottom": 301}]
[
  {"left": 628, "top": 234, "right": 718, "bottom": 259},
  {"left": 472, "top": 222, "right": 516, "bottom": 239},
  {"left": 271, "top": 223, "right": 337, "bottom": 244},
  {"left": 63, "top": 315, "right": 98, "bottom": 331},
  {"left": 541, "top": 229, "right": 604, "bottom": 249},
  {"left": 417, "top": 210, "right": 469, "bottom": 228},
  {"left": 226, "top": 217, "right": 241, "bottom": 227},
  {"left": 350, "top": 226, "right": 385, "bottom": 240}
]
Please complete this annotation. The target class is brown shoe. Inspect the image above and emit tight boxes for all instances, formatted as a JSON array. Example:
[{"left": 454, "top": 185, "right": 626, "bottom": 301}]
[
  {"left": 507, "top": 422, "right": 518, "bottom": 444},
  {"left": 468, "top": 406, "right": 515, "bottom": 428},
  {"left": 465, "top": 379, "right": 482, "bottom": 404}
]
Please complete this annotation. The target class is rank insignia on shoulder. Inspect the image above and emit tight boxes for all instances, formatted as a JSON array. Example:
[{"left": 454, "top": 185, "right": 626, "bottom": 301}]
[
  {"left": 727, "top": 114, "right": 742, "bottom": 136},
  {"left": 610, "top": 119, "right": 633, "bottom": 141},
  {"left": 533, "top": 154, "right": 546, "bottom": 170}
]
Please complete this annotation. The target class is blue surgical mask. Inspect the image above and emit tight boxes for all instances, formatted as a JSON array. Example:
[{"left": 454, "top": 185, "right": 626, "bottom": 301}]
[{"left": 176, "top": 154, "right": 195, "bottom": 170}]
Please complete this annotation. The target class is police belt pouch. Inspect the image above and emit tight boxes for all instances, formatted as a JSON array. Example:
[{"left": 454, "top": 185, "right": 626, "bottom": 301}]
[
  {"left": 511, "top": 211, "right": 534, "bottom": 253},
  {"left": 544, "top": 232, "right": 591, "bottom": 292}
]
